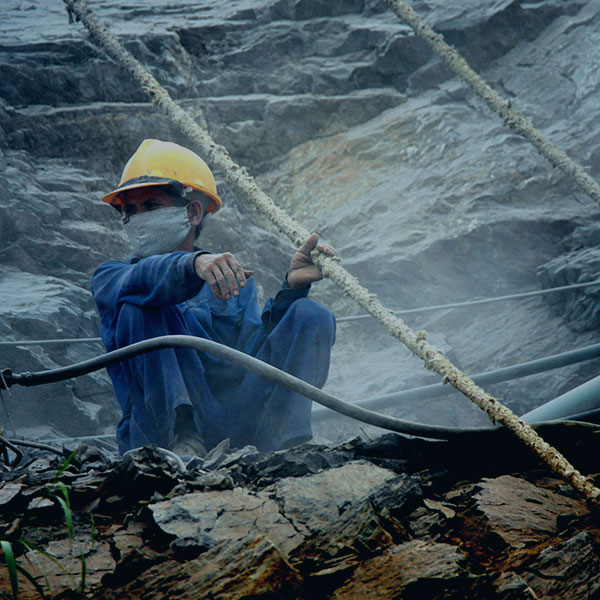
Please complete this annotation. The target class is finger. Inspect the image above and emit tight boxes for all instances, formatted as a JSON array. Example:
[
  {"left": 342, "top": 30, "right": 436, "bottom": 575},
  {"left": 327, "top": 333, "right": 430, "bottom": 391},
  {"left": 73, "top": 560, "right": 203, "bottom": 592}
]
[
  {"left": 202, "top": 269, "right": 224, "bottom": 300},
  {"left": 317, "top": 243, "right": 337, "bottom": 257},
  {"left": 210, "top": 283, "right": 224, "bottom": 300},
  {"left": 216, "top": 258, "right": 239, "bottom": 297},
  {"left": 226, "top": 257, "right": 248, "bottom": 289},
  {"left": 210, "top": 264, "right": 232, "bottom": 300},
  {"left": 244, "top": 270, "right": 254, "bottom": 278},
  {"left": 298, "top": 232, "right": 319, "bottom": 256}
]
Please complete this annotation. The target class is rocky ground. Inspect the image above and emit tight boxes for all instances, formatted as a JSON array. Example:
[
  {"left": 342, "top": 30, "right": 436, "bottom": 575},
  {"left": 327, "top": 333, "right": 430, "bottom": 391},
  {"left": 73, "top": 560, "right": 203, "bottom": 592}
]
[{"left": 1, "top": 426, "right": 600, "bottom": 599}]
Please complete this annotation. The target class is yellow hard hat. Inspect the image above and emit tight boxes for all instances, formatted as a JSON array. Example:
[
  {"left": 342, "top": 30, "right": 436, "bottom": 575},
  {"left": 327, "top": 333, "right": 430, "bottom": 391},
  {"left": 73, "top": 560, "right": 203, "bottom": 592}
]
[{"left": 102, "top": 139, "right": 222, "bottom": 214}]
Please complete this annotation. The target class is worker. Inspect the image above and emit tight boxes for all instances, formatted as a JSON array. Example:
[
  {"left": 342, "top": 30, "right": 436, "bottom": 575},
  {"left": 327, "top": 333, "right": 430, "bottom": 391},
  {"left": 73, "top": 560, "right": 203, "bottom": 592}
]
[{"left": 91, "top": 139, "right": 336, "bottom": 457}]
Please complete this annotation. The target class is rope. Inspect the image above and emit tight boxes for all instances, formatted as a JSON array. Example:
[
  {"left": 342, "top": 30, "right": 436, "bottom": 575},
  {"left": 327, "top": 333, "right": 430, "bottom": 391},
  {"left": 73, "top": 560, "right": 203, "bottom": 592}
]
[
  {"left": 383, "top": 0, "right": 600, "bottom": 206},
  {"left": 61, "top": 0, "right": 600, "bottom": 507},
  {"left": 337, "top": 280, "right": 600, "bottom": 323}
]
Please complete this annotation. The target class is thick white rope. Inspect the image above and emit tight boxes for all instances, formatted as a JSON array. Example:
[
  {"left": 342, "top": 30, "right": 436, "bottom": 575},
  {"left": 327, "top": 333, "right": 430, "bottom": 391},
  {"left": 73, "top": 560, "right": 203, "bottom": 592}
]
[
  {"left": 384, "top": 0, "right": 600, "bottom": 206},
  {"left": 62, "top": 0, "right": 600, "bottom": 507}
]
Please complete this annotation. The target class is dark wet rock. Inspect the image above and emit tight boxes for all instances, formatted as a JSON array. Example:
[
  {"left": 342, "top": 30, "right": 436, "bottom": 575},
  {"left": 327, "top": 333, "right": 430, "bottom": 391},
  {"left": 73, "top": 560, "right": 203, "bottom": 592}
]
[
  {"left": 521, "top": 531, "right": 600, "bottom": 600},
  {"left": 103, "top": 522, "right": 164, "bottom": 588},
  {"left": 98, "top": 447, "right": 181, "bottom": 510},
  {"left": 101, "top": 536, "right": 303, "bottom": 600},
  {"left": 168, "top": 532, "right": 215, "bottom": 561},
  {"left": 26, "top": 496, "right": 54, "bottom": 512},
  {"left": 491, "top": 572, "right": 538, "bottom": 600},
  {"left": 31, "top": 535, "right": 115, "bottom": 595},
  {"left": 290, "top": 473, "right": 422, "bottom": 580},
  {"left": 330, "top": 540, "right": 475, "bottom": 600},
  {"left": 539, "top": 221, "right": 600, "bottom": 332},
  {"left": 0, "top": 481, "right": 23, "bottom": 507},
  {"left": 149, "top": 461, "right": 400, "bottom": 557},
  {"left": 224, "top": 442, "right": 356, "bottom": 485},
  {"left": 183, "top": 470, "right": 235, "bottom": 492},
  {"left": 472, "top": 475, "right": 587, "bottom": 550},
  {"left": 197, "top": 439, "right": 258, "bottom": 472}
]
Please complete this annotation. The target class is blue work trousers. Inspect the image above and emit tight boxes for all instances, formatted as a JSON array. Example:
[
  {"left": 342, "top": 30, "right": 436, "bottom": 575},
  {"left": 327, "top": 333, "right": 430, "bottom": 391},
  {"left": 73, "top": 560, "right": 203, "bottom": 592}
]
[{"left": 113, "top": 298, "right": 335, "bottom": 453}]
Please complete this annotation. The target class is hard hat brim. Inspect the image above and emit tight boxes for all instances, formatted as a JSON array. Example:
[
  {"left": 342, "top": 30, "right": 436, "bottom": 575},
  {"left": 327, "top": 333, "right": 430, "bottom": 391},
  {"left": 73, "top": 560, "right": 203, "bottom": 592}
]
[{"left": 102, "top": 176, "right": 222, "bottom": 214}]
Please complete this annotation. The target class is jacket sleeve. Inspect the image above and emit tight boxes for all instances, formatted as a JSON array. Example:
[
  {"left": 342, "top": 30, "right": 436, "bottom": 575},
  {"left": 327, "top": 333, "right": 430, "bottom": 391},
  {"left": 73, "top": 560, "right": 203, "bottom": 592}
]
[
  {"left": 260, "top": 275, "right": 311, "bottom": 332},
  {"left": 91, "top": 252, "right": 205, "bottom": 319}
]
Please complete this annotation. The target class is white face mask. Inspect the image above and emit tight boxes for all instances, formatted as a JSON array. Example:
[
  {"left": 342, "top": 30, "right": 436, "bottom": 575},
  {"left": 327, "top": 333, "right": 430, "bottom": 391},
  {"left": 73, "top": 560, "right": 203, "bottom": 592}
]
[{"left": 124, "top": 206, "right": 192, "bottom": 257}]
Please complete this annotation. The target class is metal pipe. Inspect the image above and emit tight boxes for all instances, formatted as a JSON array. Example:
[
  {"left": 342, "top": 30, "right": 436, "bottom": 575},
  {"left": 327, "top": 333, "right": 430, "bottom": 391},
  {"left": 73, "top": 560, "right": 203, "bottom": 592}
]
[
  {"left": 312, "top": 342, "right": 600, "bottom": 422},
  {"left": 336, "top": 280, "right": 600, "bottom": 323},
  {"left": 521, "top": 374, "right": 600, "bottom": 423},
  {"left": 0, "top": 338, "right": 103, "bottom": 347}
]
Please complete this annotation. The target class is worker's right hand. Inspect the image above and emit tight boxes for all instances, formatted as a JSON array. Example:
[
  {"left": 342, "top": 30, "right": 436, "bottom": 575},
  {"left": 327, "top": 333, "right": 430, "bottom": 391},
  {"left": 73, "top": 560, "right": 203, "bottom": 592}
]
[{"left": 193, "top": 252, "right": 253, "bottom": 301}]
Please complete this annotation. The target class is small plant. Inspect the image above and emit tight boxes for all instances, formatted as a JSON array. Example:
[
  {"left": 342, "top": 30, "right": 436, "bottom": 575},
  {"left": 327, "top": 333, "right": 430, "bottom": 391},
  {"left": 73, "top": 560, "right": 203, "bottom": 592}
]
[
  {"left": 0, "top": 449, "right": 95, "bottom": 598},
  {"left": 1, "top": 539, "right": 19, "bottom": 599},
  {"left": 0, "top": 539, "right": 45, "bottom": 599},
  {"left": 53, "top": 482, "right": 74, "bottom": 541}
]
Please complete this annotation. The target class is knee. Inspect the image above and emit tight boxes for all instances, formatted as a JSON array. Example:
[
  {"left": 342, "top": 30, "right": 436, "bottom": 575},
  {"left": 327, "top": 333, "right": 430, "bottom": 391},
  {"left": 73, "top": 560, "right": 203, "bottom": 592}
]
[{"left": 288, "top": 298, "right": 336, "bottom": 340}]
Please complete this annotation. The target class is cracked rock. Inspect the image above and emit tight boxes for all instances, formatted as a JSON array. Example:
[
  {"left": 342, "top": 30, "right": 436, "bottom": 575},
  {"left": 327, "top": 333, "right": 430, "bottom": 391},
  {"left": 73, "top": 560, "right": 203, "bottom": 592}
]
[
  {"left": 268, "top": 460, "right": 398, "bottom": 535},
  {"left": 149, "top": 487, "right": 302, "bottom": 554}
]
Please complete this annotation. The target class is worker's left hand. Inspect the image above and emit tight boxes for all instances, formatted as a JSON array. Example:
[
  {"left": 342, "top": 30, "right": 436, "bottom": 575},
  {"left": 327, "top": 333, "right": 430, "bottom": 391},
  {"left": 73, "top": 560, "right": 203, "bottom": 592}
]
[{"left": 287, "top": 233, "right": 337, "bottom": 289}]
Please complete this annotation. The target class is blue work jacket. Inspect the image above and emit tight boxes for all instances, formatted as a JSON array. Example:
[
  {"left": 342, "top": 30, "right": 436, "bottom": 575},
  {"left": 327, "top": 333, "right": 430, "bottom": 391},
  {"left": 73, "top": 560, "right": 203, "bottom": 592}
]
[{"left": 91, "top": 250, "right": 310, "bottom": 450}]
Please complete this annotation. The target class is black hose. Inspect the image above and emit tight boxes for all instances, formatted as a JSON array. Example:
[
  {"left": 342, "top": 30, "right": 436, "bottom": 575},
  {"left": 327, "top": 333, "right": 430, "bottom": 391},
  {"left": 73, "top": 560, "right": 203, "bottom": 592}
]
[
  {"left": 0, "top": 435, "right": 23, "bottom": 467},
  {"left": 5, "top": 439, "right": 65, "bottom": 456},
  {"left": 1, "top": 335, "right": 475, "bottom": 439},
  {"left": 2, "top": 335, "right": 599, "bottom": 441}
]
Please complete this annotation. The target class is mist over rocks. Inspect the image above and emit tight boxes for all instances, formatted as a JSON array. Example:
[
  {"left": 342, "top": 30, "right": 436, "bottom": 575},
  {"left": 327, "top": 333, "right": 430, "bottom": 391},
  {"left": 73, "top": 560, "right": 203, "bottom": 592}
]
[{"left": 1, "top": 0, "right": 600, "bottom": 444}]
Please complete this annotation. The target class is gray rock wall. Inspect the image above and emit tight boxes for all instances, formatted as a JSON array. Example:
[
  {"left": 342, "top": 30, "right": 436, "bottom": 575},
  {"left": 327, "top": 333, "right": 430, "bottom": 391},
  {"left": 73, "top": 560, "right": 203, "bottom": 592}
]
[{"left": 1, "top": 0, "right": 600, "bottom": 443}]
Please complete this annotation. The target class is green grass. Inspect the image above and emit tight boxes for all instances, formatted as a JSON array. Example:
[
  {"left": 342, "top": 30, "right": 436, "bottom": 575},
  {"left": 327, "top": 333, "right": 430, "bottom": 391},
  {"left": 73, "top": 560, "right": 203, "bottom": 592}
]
[{"left": 0, "top": 448, "right": 96, "bottom": 597}]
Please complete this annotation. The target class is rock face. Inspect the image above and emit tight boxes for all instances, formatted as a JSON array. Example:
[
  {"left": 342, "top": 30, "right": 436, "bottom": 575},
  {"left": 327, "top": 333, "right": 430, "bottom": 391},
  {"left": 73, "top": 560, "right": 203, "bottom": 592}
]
[
  {"left": 2, "top": 0, "right": 600, "bottom": 444},
  {"left": 0, "top": 433, "right": 599, "bottom": 599}
]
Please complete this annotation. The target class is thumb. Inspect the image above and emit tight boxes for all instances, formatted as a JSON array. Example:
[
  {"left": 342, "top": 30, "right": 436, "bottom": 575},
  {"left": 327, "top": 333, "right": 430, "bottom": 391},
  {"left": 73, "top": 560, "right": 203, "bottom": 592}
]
[{"left": 299, "top": 232, "right": 319, "bottom": 255}]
